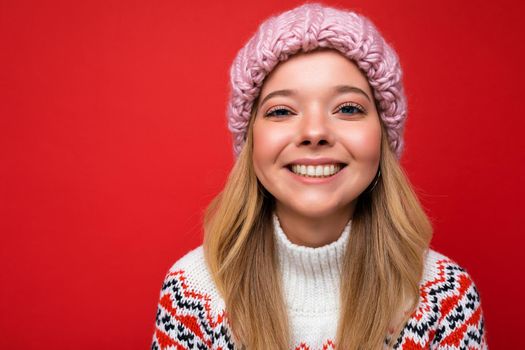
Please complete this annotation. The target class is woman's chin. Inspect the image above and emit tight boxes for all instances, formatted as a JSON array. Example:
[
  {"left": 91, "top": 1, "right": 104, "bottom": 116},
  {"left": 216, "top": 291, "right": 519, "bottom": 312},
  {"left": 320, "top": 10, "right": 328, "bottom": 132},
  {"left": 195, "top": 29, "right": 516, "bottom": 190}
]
[{"left": 278, "top": 201, "right": 350, "bottom": 220}]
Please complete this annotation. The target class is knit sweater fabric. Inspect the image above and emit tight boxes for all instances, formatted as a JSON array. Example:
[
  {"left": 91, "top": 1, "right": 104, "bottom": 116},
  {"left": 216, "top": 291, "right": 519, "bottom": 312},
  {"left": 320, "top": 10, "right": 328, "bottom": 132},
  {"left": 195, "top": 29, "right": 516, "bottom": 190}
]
[{"left": 151, "top": 213, "right": 487, "bottom": 349}]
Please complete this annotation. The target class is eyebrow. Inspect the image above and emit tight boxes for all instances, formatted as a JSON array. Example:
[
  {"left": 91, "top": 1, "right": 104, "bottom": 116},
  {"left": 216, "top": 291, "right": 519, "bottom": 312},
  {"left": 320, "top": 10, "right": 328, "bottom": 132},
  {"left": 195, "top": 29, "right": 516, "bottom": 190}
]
[{"left": 259, "top": 84, "right": 371, "bottom": 107}]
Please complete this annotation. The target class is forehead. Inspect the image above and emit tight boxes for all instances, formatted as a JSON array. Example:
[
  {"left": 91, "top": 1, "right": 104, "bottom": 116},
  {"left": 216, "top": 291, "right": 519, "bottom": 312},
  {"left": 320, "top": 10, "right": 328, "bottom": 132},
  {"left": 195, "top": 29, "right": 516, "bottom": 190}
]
[{"left": 259, "top": 49, "right": 371, "bottom": 96}]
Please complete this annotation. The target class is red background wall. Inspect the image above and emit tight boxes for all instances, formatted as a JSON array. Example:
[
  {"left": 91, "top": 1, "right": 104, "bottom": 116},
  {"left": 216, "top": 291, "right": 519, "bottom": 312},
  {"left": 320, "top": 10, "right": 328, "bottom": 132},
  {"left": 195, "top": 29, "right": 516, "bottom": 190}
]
[{"left": 1, "top": 0, "right": 523, "bottom": 348}]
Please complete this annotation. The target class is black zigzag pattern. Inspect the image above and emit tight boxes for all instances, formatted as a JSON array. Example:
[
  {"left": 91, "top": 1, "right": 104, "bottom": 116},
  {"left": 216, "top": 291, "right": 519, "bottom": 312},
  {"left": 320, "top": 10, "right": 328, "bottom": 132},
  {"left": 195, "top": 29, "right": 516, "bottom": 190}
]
[
  {"left": 152, "top": 270, "right": 235, "bottom": 350},
  {"left": 152, "top": 259, "right": 486, "bottom": 350},
  {"left": 391, "top": 259, "right": 486, "bottom": 349}
]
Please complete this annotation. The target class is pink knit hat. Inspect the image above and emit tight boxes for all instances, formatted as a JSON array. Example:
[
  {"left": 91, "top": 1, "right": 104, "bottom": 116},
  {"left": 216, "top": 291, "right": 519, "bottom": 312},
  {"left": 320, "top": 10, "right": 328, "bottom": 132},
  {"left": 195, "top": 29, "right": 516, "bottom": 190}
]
[{"left": 227, "top": 3, "right": 407, "bottom": 159}]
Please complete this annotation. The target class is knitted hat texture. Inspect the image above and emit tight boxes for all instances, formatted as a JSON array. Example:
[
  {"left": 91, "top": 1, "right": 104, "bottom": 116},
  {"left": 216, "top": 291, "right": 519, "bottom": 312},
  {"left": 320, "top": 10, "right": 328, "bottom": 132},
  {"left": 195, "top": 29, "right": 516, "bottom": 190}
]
[{"left": 227, "top": 3, "right": 407, "bottom": 159}]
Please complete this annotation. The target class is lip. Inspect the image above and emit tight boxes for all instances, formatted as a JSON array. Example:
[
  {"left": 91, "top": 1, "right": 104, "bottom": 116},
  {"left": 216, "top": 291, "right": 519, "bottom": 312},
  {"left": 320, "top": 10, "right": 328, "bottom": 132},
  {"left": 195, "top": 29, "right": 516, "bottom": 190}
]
[{"left": 285, "top": 163, "right": 347, "bottom": 184}]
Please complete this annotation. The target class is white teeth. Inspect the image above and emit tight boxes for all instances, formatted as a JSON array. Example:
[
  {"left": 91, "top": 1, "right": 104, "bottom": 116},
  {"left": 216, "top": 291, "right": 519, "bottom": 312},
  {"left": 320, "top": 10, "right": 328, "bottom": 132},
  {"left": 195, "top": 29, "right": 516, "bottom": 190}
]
[
  {"left": 307, "top": 165, "right": 315, "bottom": 176},
  {"left": 290, "top": 163, "right": 343, "bottom": 178}
]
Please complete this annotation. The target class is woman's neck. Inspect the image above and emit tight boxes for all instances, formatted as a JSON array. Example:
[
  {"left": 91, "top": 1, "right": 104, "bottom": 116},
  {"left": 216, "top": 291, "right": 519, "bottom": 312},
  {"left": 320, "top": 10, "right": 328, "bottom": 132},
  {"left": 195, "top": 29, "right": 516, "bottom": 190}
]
[
  {"left": 271, "top": 211, "right": 352, "bottom": 314},
  {"left": 274, "top": 203, "right": 354, "bottom": 248}
]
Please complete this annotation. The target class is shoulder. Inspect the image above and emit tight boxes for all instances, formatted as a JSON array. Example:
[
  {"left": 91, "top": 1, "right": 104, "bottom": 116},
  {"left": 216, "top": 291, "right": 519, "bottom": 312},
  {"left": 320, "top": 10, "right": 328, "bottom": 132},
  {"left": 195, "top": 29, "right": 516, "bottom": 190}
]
[
  {"left": 420, "top": 248, "right": 485, "bottom": 313},
  {"left": 401, "top": 248, "right": 488, "bottom": 348},
  {"left": 420, "top": 248, "right": 483, "bottom": 302},
  {"left": 422, "top": 249, "right": 466, "bottom": 282},
  {"left": 152, "top": 246, "right": 233, "bottom": 350},
  {"left": 163, "top": 245, "right": 226, "bottom": 311}
]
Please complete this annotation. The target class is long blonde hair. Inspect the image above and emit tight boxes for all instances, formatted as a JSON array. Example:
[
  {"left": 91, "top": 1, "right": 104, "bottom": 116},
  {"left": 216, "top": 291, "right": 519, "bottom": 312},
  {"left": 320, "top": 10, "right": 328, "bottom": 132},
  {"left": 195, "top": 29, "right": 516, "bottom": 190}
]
[{"left": 203, "top": 103, "right": 433, "bottom": 349}]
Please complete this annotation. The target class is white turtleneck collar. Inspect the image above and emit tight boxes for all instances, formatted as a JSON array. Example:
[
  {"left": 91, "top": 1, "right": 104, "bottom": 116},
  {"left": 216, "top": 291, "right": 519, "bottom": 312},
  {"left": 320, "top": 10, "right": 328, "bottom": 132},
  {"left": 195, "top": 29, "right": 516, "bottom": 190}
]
[{"left": 271, "top": 212, "right": 352, "bottom": 315}]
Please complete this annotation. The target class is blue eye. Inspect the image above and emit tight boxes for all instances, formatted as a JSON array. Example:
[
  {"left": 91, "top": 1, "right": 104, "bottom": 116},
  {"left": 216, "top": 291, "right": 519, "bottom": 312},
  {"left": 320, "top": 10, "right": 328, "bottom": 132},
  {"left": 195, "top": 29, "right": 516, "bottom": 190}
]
[
  {"left": 265, "top": 103, "right": 365, "bottom": 117},
  {"left": 338, "top": 102, "right": 365, "bottom": 115},
  {"left": 265, "top": 107, "right": 292, "bottom": 117}
]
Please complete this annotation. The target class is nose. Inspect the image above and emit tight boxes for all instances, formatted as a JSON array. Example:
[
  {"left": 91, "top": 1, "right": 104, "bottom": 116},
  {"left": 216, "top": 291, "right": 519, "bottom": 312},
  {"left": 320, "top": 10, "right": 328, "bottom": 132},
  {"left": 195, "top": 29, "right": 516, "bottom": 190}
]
[{"left": 296, "top": 109, "right": 335, "bottom": 148}]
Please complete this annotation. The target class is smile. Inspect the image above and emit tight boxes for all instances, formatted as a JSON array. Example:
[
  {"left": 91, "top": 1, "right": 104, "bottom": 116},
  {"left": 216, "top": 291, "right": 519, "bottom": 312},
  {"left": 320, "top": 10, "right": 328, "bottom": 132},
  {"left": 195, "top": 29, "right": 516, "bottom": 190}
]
[{"left": 287, "top": 163, "right": 346, "bottom": 178}]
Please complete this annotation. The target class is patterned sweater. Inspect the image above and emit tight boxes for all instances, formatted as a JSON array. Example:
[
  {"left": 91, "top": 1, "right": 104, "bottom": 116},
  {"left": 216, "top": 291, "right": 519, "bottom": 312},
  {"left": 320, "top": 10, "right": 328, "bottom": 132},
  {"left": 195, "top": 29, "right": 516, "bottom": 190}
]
[{"left": 151, "top": 213, "right": 487, "bottom": 349}]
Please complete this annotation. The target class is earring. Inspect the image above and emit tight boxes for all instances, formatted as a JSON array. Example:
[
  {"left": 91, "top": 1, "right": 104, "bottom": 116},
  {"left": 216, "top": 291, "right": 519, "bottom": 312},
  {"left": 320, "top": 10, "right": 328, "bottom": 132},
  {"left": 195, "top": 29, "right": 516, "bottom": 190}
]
[{"left": 366, "top": 168, "right": 381, "bottom": 193}]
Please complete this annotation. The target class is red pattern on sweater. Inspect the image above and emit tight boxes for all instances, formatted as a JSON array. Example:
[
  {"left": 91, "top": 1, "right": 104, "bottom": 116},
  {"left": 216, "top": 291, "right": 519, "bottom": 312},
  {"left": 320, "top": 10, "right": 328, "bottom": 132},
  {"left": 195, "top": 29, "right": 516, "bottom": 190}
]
[{"left": 152, "top": 256, "right": 487, "bottom": 349}]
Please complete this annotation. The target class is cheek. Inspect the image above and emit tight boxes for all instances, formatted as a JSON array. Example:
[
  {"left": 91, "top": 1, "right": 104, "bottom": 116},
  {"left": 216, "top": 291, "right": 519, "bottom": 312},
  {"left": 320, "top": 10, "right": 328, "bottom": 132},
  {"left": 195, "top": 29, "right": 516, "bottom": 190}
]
[
  {"left": 339, "top": 120, "right": 382, "bottom": 161},
  {"left": 252, "top": 122, "right": 294, "bottom": 165}
]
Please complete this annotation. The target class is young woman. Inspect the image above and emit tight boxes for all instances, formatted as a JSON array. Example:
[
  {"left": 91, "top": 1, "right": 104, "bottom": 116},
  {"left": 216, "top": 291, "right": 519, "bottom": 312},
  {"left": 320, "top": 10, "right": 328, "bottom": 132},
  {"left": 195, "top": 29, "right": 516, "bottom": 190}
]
[{"left": 151, "top": 3, "right": 487, "bottom": 349}]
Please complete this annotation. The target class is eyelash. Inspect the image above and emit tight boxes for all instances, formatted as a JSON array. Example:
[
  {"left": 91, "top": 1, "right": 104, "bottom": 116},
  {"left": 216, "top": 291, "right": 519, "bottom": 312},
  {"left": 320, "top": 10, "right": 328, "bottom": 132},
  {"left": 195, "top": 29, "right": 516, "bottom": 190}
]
[{"left": 265, "top": 102, "right": 366, "bottom": 117}]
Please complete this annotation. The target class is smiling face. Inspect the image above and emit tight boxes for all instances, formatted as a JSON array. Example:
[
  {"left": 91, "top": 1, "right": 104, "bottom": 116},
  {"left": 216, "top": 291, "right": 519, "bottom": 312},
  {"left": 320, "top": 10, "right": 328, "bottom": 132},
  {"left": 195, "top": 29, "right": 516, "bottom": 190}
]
[{"left": 251, "top": 49, "right": 382, "bottom": 221}]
